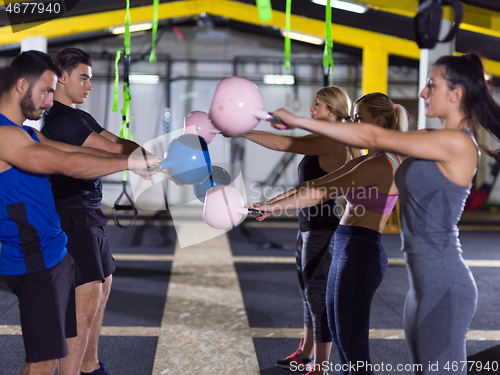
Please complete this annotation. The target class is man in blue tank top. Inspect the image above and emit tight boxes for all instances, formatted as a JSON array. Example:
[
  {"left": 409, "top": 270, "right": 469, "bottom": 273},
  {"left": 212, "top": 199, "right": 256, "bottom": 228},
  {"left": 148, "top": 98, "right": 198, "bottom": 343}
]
[{"left": 0, "top": 51, "right": 160, "bottom": 375}]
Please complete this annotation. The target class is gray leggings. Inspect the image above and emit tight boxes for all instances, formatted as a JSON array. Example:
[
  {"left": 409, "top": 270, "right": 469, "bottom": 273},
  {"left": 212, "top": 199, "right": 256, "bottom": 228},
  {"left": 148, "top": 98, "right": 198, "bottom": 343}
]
[
  {"left": 296, "top": 229, "right": 335, "bottom": 343},
  {"left": 404, "top": 252, "right": 477, "bottom": 374}
]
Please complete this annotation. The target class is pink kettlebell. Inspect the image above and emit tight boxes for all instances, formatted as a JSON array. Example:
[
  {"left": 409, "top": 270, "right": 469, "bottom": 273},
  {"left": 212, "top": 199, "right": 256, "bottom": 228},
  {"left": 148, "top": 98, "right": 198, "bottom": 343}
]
[
  {"left": 183, "top": 111, "right": 219, "bottom": 145},
  {"left": 203, "top": 185, "right": 262, "bottom": 230},
  {"left": 209, "top": 76, "right": 278, "bottom": 137}
]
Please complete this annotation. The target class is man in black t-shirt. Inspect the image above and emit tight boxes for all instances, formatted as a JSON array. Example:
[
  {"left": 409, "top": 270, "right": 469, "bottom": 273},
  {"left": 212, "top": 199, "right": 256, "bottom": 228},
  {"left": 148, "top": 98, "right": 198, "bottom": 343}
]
[{"left": 41, "top": 48, "right": 156, "bottom": 375}]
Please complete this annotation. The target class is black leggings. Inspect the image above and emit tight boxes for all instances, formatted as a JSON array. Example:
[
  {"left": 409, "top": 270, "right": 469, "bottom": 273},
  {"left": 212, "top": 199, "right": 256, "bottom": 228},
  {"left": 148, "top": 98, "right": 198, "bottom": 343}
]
[
  {"left": 326, "top": 225, "right": 387, "bottom": 374},
  {"left": 296, "top": 229, "right": 335, "bottom": 343}
]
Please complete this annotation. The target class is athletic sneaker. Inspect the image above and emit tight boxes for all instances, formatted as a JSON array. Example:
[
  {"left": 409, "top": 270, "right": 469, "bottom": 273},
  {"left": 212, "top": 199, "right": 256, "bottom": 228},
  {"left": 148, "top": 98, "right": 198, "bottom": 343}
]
[
  {"left": 275, "top": 338, "right": 314, "bottom": 371},
  {"left": 81, "top": 361, "right": 112, "bottom": 375}
]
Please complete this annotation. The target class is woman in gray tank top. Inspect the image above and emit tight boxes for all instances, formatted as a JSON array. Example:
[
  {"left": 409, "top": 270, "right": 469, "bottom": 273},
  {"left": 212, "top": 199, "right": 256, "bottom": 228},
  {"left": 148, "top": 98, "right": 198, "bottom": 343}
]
[{"left": 265, "top": 53, "right": 500, "bottom": 374}]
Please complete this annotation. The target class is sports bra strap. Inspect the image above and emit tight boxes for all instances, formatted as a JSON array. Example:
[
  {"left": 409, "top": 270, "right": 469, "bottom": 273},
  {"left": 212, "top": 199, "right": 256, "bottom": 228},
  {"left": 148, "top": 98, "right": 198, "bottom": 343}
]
[
  {"left": 461, "top": 129, "right": 479, "bottom": 150},
  {"left": 365, "top": 151, "right": 401, "bottom": 168},
  {"left": 461, "top": 128, "right": 480, "bottom": 166},
  {"left": 379, "top": 153, "right": 401, "bottom": 168}
]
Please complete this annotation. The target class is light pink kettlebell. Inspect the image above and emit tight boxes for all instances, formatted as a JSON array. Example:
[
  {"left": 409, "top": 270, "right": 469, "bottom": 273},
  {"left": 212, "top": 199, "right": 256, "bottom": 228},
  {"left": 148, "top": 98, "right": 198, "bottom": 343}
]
[
  {"left": 203, "top": 185, "right": 262, "bottom": 230},
  {"left": 209, "top": 76, "right": 277, "bottom": 137},
  {"left": 183, "top": 111, "right": 219, "bottom": 145}
]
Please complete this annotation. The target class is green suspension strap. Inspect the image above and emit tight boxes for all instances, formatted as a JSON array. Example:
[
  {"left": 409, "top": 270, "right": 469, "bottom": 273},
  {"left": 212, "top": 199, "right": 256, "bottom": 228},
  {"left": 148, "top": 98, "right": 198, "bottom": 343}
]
[
  {"left": 149, "top": 0, "right": 160, "bottom": 63},
  {"left": 284, "top": 0, "right": 292, "bottom": 70},
  {"left": 323, "top": 0, "right": 334, "bottom": 86},
  {"left": 112, "top": 50, "right": 121, "bottom": 113},
  {"left": 112, "top": 0, "right": 137, "bottom": 228},
  {"left": 256, "top": 0, "right": 272, "bottom": 22}
]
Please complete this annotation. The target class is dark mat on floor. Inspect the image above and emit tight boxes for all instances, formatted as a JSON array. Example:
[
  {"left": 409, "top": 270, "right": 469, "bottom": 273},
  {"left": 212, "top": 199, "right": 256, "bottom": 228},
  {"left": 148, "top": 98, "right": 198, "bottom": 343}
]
[
  {"left": 235, "top": 263, "right": 303, "bottom": 328},
  {"left": 253, "top": 338, "right": 315, "bottom": 375},
  {"left": 0, "top": 276, "right": 21, "bottom": 325},
  {"left": 469, "top": 267, "right": 500, "bottom": 331},
  {"left": 236, "top": 262, "right": 408, "bottom": 329},
  {"left": 91, "top": 336, "right": 158, "bottom": 375},
  {"left": 229, "top": 226, "right": 405, "bottom": 258},
  {"left": 0, "top": 336, "right": 25, "bottom": 374},
  {"left": 0, "top": 335, "right": 158, "bottom": 375},
  {"left": 253, "top": 337, "right": 412, "bottom": 375},
  {"left": 370, "top": 265, "right": 408, "bottom": 329},
  {"left": 253, "top": 338, "right": 500, "bottom": 375},
  {"left": 229, "top": 228, "right": 500, "bottom": 261},
  {"left": 105, "top": 223, "right": 176, "bottom": 255},
  {"left": 0, "top": 260, "right": 171, "bottom": 328},
  {"left": 380, "top": 231, "right": 500, "bottom": 260},
  {"left": 103, "top": 260, "right": 171, "bottom": 327},
  {"left": 383, "top": 231, "right": 500, "bottom": 260},
  {"left": 237, "top": 260, "right": 500, "bottom": 332},
  {"left": 229, "top": 225, "right": 298, "bottom": 256},
  {"left": 381, "top": 233, "right": 403, "bottom": 258},
  {"left": 460, "top": 231, "right": 500, "bottom": 260},
  {"left": 373, "top": 263, "right": 500, "bottom": 332}
]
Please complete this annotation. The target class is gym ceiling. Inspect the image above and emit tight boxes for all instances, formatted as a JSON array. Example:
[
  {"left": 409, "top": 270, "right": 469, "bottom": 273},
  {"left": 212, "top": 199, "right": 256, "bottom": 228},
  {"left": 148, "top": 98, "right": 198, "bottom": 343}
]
[{"left": 0, "top": 0, "right": 499, "bottom": 82}]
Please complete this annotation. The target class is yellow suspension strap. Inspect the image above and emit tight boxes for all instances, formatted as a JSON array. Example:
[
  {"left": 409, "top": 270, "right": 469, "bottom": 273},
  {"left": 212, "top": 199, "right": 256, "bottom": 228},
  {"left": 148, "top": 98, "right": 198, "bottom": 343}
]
[
  {"left": 323, "top": 0, "right": 334, "bottom": 86},
  {"left": 111, "top": 0, "right": 137, "bottom": 228}
]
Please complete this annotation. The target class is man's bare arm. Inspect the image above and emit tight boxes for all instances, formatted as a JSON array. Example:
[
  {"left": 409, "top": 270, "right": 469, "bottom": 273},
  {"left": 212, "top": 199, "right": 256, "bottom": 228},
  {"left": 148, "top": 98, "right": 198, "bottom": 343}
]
[{"left": 0, "top": 126, "right": 159, "bottom": 178}]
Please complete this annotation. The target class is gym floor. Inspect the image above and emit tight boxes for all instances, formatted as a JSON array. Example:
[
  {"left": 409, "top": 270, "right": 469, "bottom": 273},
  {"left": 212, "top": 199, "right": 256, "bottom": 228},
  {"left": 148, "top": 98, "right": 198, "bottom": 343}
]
[{"left": 1, "top": 209, "right": 500, "bottom": 375}]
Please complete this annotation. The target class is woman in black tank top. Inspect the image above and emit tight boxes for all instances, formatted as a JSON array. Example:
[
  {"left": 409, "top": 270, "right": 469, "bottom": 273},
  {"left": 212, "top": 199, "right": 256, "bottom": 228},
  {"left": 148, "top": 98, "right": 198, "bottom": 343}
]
[
  {"left": 265, "top": 54, "right": 500, "bottom": 375},
  {"left": 235, "top": 86, "right": 358, "bottom": 373}
]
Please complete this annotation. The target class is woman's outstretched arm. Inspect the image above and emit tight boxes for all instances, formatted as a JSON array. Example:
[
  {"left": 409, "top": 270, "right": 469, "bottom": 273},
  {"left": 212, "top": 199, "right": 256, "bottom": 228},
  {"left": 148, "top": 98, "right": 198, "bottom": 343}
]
[
  {"left": 251, "top": 154, "right": 394, "bottom": 219},
  {"left": 271, "top": 108, "right": 474, "bottom": 164}
]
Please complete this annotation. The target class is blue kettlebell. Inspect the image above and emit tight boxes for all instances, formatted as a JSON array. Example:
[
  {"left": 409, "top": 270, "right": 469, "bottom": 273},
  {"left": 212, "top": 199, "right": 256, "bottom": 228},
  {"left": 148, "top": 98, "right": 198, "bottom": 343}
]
[
  {"left": 160, "top": 134, "right": 212, "bottom": 185},
  {"left": 193, "top": 165, "right": 232, "bottom": 202}
]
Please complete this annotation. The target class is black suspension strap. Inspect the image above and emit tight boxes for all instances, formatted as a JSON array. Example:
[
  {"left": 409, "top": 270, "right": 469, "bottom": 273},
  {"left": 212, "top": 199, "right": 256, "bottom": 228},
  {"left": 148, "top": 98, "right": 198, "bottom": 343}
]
[{"left": 414, "top": 0, "right": 463, "bottom": 49}]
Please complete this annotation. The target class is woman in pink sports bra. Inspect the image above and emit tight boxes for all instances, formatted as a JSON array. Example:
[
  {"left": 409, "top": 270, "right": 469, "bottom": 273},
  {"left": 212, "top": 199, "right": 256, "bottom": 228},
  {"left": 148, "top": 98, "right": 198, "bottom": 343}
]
[
  {"left": 251, "top": 93, "right": 408, "bottom": 375},
  {"left": 233, "top": 86, "right": 361, "bottom": 372}
]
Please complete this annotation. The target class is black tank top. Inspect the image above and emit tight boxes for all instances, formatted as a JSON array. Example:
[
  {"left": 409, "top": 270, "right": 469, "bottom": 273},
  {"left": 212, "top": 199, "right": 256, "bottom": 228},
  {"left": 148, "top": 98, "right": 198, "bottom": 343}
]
[{"left": 297, "top": 155, "right": 340, "bottom": 231}]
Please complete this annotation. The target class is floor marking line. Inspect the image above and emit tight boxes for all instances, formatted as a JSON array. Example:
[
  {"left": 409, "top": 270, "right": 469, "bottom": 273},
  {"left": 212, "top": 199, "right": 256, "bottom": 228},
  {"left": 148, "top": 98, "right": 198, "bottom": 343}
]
[
  {"left": 249, "top": 328, "right": 500, "bottom": 341},
  {"left": 0, "top": 325, "right": 159, "bottom": 337},
  {"left": 113, "top": 254, "right": 174, "bottom": 261},
  {"left": 233, "top": 256, "right": 500, "bottom": 267},
  {"left": 2, "top": 325, "right": 500, "bottom": 341},
  {"left": 151, "top": 223, "right": 260, "bottom": 374}
]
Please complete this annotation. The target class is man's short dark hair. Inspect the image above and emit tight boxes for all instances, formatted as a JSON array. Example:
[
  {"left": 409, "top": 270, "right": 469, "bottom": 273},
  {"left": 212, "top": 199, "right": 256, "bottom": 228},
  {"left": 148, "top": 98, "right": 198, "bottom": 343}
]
[
  {"left": 4, "top": 50, "right": 62, "bottom": 91},
  {"left": 55, "top": 47, "right": 92, "bottom": 75}
]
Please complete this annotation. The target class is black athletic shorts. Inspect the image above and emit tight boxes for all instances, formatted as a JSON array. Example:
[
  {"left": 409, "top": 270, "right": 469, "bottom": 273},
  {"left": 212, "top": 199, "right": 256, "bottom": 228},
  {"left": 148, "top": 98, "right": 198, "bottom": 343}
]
[
  {"left": 56, "top": 206, "right": 116, "bottom": 287},
  {"left": 3, "top": 254, "right": 77, "bottom": 363}
]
